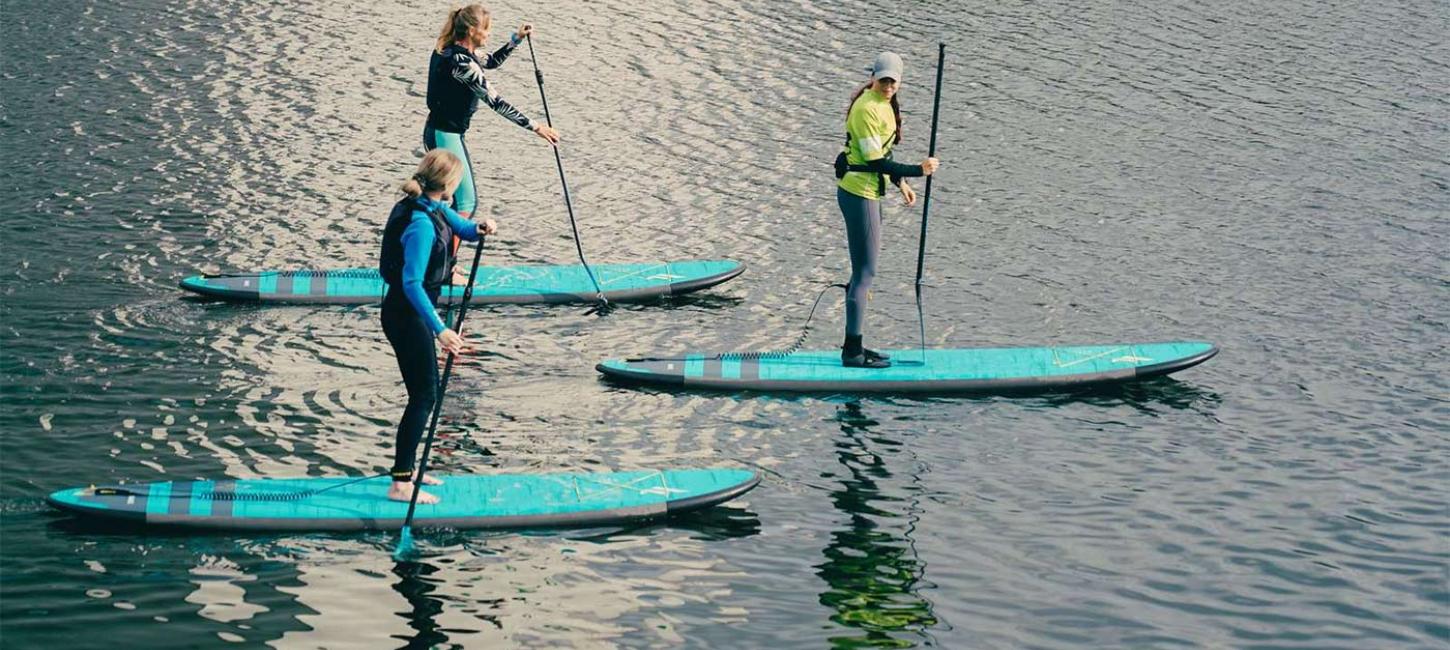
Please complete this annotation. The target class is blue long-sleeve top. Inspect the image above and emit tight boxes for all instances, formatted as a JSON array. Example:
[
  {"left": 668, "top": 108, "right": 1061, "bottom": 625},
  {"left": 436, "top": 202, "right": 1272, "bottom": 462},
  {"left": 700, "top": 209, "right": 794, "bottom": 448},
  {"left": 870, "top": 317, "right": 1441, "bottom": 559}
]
[{"left": 399, "top": 197, "right": 480, "bottom": 335}]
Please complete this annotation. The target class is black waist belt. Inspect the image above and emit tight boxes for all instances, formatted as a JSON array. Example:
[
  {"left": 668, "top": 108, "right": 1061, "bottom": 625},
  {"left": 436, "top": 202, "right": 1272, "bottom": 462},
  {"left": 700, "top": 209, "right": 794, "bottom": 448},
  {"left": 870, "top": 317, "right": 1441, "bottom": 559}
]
[
  {"left": 835, "top": 155, "right": 890, "bottom": 195},
  {"left": 834, "top": 134, "right": 890, "bottom": 195}
]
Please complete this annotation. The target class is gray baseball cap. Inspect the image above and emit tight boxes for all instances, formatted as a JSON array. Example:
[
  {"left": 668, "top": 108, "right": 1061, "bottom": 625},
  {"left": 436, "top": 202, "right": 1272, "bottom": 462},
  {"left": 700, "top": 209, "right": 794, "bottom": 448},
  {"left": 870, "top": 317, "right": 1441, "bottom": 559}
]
[{"left": 869, "top": 52, "right": 904, "bottom": 82}]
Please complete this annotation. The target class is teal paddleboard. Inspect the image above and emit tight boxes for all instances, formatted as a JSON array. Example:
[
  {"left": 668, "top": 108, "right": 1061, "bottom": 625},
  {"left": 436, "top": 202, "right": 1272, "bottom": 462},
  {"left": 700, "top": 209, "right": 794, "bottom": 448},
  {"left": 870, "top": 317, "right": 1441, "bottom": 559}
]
[
  {"left": 47, "top": 469, "right": 760, "bottom": 531},
  {"left": 597, "top": 342, "right": 1217, "bottom": 394},
  {"left": 178, "top": 259, "right": 744, "bottom": 305}
]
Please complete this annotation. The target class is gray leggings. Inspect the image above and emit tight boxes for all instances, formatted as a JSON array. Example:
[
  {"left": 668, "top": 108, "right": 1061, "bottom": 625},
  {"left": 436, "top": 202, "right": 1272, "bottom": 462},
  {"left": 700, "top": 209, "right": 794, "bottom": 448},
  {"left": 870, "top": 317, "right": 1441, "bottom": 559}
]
[{"left": 837, "top": 187, "right": 882, "bottom": 338}]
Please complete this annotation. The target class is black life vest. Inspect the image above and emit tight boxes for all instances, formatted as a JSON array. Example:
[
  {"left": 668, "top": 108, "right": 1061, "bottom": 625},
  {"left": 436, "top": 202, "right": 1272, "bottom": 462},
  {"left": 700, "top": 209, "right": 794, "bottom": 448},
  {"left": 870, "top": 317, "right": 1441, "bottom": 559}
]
[
  {"left": 379, "top": 197, "right": 455, "bottom": 295},
  {"left": 426, "top": 44, "right": 481, "bottom": 133}
]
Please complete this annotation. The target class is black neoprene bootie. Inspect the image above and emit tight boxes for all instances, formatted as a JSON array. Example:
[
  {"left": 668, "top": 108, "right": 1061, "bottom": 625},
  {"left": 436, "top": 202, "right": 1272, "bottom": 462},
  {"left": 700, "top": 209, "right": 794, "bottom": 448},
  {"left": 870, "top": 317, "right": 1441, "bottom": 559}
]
[{"left": 842, "top": 335, "right": 891, "bottom": 369}]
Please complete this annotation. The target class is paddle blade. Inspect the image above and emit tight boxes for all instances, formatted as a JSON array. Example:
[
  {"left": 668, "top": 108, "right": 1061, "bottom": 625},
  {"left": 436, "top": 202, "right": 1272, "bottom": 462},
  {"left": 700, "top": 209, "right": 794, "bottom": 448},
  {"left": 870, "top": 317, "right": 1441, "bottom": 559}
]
[
  {"left": 585, "top": 298, "right": 614, "bottom": 317},
  {"left": 393, "top": 526, "right": 417, "bottom": 560}
]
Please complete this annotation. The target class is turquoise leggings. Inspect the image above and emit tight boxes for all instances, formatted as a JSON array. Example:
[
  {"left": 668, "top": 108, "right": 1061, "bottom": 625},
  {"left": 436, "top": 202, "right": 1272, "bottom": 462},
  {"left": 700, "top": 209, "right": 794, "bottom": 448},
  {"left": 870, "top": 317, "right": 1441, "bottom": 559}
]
[{"left": 422, "top": 124, "right": 476, "bottom": 215}]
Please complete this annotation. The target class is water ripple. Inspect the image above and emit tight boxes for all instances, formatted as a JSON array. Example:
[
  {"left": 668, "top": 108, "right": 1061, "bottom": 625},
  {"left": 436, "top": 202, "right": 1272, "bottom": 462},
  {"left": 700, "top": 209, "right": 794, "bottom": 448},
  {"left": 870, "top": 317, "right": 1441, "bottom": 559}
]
[{"left": 3, "top": 0, "right": 1447, "bottom": 647}]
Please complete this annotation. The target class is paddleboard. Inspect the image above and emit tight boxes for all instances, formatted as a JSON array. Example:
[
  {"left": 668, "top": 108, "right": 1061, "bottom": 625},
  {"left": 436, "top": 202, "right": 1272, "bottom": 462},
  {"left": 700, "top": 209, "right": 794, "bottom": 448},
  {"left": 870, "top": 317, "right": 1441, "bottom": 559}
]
[
  {"left": 47, "top": 469, "right": 759, "bottom": 531},
  {"left": 597, "top": 341, "right": 1217, "bottom": 394},
  {"left": 178, "top": 259, "right": 744, "bottom": 304}
]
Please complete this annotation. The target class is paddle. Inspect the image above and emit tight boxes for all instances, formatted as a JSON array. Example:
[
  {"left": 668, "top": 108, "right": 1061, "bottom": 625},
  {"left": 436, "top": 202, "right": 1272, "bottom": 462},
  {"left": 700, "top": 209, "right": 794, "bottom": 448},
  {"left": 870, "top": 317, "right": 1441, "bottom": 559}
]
[
  {"left": 395, "top": 233, "right": 487, "bottom": 559},
  {"left": 525, "top": 34, "right": 609, "bottom": 312},
  {"left": 912, "top": 43, "right": 946, "bottom": 365}
]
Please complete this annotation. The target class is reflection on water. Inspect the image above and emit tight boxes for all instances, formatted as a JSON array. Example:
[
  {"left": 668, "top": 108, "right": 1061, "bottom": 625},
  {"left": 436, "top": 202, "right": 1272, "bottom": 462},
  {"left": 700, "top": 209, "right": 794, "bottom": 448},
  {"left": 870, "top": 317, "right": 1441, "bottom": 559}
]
[
  {"left": 3, "top": 0, "right": 1446, "bottom": 646},
  {"left": 818, "top": 402, "right": 939, "bottom": 647},
  {"left": 378, "top": 507, "right": 765, "bottom": 648},
  {"left": 186, "top": 555, "right": 270, "bottom": 634},
  {"left": 1042, "top": 376, "right": 1224, "bottom": 414},
  {"left": 390, "top": 560, "right": 456, "bottom": 649},
  {"left": 32, "top": 512, "right": 767, "bottom": 647}
]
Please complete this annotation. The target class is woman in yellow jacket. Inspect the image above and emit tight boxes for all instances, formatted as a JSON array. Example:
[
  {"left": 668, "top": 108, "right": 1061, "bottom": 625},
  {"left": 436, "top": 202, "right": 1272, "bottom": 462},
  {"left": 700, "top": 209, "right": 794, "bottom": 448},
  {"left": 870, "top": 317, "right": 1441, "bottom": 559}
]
[{"left": 836, "top": 53, "right": 940, "bottom": 368}]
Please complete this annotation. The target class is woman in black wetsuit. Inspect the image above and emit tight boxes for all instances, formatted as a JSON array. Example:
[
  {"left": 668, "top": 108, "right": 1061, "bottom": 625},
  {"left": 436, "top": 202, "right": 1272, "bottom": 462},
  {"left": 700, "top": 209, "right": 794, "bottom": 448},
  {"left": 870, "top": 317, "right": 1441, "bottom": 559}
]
[
  {"left": 378, "top": 149, "right": 497, "bottom": 504},
  {"left": 423, "top": 4, "right": 558, "bottom": 226}
]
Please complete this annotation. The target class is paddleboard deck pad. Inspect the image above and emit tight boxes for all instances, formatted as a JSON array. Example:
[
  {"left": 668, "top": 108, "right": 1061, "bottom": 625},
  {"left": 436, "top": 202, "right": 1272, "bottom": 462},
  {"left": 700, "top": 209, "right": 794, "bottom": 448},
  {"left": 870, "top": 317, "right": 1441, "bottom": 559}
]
[
  {"left": 47, "top": 469, "right": 759, "bottom": 531},
  {"left": 179, "top": 259, "right": 744, "bottom": 304},
  {"left": 598, "top": 342, "right": 1217, "bottom": 394}
]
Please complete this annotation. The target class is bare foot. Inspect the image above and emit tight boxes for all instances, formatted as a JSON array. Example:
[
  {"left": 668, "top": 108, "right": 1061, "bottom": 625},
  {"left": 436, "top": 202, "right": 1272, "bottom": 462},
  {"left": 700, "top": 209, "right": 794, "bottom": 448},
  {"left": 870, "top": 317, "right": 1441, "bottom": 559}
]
[
  {"left": 412, "top": 470, "right": 443, "bottom": 486},
  {"left": 388, "top": 481, "right": 439, "bottom": 504},
  {"left": 451, "top": 269, "right": 472, "bottom": 286}
]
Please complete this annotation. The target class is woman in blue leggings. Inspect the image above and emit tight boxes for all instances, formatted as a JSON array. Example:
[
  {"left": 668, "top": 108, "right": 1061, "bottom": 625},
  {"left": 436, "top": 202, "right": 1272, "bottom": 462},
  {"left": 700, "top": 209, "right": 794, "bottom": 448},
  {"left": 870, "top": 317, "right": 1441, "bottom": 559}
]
[{"left": 836, "top": 53, "right": 940, "bottom": 368}]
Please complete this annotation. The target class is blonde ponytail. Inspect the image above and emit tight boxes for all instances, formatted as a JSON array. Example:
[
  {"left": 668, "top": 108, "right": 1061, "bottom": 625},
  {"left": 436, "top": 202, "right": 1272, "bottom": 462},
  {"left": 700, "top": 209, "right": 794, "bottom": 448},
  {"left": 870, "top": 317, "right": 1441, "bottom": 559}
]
[
  {"left": 435, "top": 4, "right": 492, "bottom": 54},
  {"left": 402, "top": 149, "right": 465, "bottom": 198},
  {"left": 401, "top": 177, "right": 424, "bottom": 198}
]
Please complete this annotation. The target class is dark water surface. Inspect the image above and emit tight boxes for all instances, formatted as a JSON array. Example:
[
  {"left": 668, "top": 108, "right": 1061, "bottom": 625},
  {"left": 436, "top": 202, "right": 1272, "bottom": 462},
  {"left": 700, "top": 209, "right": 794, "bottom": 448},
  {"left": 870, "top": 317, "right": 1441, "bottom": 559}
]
[{"left": 3, "top": 0, "right": 1446, "bottom": 647}]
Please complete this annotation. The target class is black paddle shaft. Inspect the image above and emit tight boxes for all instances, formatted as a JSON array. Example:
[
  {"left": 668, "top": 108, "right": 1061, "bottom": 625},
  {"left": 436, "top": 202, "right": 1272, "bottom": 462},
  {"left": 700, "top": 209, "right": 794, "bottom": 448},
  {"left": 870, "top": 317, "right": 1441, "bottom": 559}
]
[
  {"left": 914, "top": 43, "right": 946, "bottom": 357},
  {"left": 400, "top": 236, "right": 486, "bottom": 529},
  {"left": 526, "top": 35, "right": 608, "bottom": 308}
]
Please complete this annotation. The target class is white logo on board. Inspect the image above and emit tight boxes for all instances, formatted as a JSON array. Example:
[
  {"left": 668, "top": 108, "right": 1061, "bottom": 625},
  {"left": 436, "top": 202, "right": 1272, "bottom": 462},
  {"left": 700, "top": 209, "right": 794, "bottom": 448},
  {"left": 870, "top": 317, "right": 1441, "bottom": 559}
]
[{"left": 640, "top": 486, "right": 688, "bottom": 496}]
